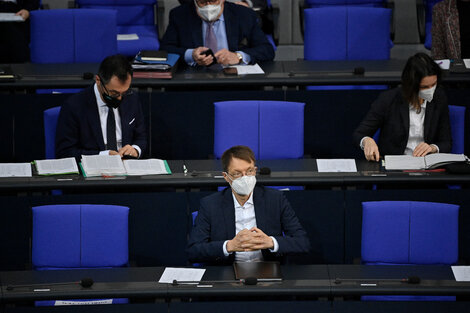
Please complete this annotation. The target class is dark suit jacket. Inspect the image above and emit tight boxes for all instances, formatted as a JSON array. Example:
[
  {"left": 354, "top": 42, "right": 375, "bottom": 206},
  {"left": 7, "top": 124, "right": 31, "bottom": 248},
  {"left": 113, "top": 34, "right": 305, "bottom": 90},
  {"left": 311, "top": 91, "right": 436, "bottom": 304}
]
[
  {"left": 55, "top": 85, "right": 148, "bottom": 160},
  {"left": 160, "top": 2, "right": 274, "bottom": 64},
  {"left": 352, "top": 87, "right": 452, "bottom": 156},
  {"left": 186, "top": 186, "right": 310, "bottom": 265}
]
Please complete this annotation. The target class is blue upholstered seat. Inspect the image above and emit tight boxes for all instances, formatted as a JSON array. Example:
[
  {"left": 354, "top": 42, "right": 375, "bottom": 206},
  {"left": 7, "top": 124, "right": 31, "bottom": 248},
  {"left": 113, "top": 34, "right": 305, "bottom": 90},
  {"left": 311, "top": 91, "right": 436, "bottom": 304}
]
[
  {"left": 32, "top": 204, "right": 129, "bottom": 305},
  {"left": 76, "top": 0, "right": 160, "bottom": 57},
  {"left": 361, "top": 200, "right": 459, "bottom": 301}
]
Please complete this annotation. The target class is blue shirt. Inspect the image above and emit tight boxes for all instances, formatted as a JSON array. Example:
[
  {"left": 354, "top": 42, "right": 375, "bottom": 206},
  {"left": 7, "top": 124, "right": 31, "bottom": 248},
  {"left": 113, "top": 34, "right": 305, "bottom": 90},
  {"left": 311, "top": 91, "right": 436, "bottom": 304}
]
[{"left": 184, "top": 13, "right": 250, "bottom": 66}]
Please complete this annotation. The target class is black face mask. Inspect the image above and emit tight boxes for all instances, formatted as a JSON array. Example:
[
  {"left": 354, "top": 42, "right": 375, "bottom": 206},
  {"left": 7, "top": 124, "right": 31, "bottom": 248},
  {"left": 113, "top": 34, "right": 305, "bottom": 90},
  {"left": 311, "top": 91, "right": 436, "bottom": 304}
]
[{"left": 102, "top": 92, "right": 122, "bottom": 109}]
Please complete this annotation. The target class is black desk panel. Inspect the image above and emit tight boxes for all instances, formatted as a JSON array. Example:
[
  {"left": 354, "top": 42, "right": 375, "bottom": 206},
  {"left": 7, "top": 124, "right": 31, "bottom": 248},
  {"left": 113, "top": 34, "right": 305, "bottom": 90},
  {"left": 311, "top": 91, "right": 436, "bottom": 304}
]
[{"left": 2, "top": 60, "right": 469, "bottom": 90}]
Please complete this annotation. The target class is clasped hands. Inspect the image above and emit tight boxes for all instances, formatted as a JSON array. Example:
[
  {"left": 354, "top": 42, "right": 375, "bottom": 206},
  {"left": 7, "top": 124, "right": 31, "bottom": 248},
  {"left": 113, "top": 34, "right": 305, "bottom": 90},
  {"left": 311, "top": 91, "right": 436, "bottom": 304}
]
[
  {"left": 109, "top": 144, "right": 138, "bottom": 158},
  {"left": 226, "top": 227, "right": 274, "bottom": 253},
  {"left": 363, "top": 137, "right": 437, "bottom": 162},
  {"left": 192, "top": 47, "right": 240, "bottom": 66}
]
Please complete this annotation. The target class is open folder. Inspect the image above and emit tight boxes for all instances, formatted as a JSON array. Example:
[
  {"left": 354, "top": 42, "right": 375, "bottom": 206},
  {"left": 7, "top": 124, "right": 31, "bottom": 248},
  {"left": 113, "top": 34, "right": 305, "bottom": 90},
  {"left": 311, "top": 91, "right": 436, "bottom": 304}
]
[{"left": 233, "top": 261, "right": 282, "bottom": 280}]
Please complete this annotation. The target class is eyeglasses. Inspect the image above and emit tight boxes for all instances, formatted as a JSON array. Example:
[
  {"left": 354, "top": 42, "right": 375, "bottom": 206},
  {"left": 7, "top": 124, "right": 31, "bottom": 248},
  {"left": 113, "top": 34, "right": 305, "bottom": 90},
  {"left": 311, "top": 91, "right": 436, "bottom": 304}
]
[
  {"left": 225, "top": 167, "right": 257, "bottom": 179},
  {"left": 99, "top": 76, "right": 133, "bottom": 99},
  {"left": 196, "top": 0, "right": 220, "bottom": 5}
]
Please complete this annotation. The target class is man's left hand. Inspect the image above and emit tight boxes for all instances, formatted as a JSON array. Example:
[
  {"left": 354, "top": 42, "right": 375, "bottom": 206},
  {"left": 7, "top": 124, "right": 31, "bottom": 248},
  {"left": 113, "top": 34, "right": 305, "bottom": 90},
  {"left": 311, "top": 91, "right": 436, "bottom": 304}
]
[
  {"left": 240, "top": 227, "right": 274, "bottom": 250},
  {"left": 214, "top": 49, "right": 240, "bottom": 66},
  {"left": 118, "top": 145, "right": 138, "bottom": 158}
]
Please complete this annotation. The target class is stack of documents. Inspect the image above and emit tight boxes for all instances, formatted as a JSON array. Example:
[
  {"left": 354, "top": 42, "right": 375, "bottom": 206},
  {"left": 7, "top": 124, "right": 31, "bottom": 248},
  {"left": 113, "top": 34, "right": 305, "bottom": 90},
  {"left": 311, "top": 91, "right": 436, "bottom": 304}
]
[
  {"left": 384, "top": 153, "right": 468, "bottom": 170},
  {"left": 81, "top": 155, "right": 171, "bottom": 177},
  {"left": 0, "top": 163, "right": 32, "bottom": 177},
  {"left": 34, "top": 157, "right": 79, "bottom": 175}
]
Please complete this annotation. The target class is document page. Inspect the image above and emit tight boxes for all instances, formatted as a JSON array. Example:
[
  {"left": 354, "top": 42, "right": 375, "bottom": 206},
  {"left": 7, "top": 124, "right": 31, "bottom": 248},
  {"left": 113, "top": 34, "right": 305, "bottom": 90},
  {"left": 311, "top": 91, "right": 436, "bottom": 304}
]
[
  {"left": 117, "top": 33, "right": 139, "bottom": 41},
  {"left": 81, "top": 155, "right": 126, "bottom": 176},
  {"left": 384, "top": 155, "right": 426, "bottom": 170},
  {"left": 424, "top": 153, "right": 467, "bottom": 169},
  {"left": 435, "top": 59, "right": 450, "bottom": 70},
  {"left": 0, "top": 13, "right": 24, "bottom": 22},
  {"left": 464, "top": 59, "right": 470, "bottom": 69},
  {"left": 316, "top": 159, "right": 357, "bottom": 172},
  {"left": 229, "top": 64, "right": 265, "bottom": 75},
  {"left": 35, "top": 157, "right": 79, "bottom": 175},
  {"left": 123, "top": 159, "right": 171, "bottom": 176},
  {"left": 158, "top": 267, "right": 206, "bottom": 284},
  {"left": 452, "top": 266, "right": 470, "bottom": 281},
  {"left": 0, "top": 163, "right": 32, "bottom": 177}
]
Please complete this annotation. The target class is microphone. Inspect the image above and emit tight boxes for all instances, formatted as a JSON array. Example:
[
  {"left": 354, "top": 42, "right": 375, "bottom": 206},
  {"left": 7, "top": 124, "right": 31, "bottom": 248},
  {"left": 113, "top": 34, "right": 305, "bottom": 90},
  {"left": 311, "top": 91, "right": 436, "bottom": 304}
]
[
  {"left": 171, "top": 277, "right": 280, "bottom": 286},
  {"left": 353, "top": 67, "right": 365, "bottom": 75},
  {"left": 259, "top": 167, "right": 271, "bottom": 175},
  {"left": 82, "top": 72, "right": 94, "bottom": 80},
  {"left": 334, "top": 276, "right": 420, "bottom": 285},
  {"left": 6, "top": 278, "right": 94, "bottom": 291}
]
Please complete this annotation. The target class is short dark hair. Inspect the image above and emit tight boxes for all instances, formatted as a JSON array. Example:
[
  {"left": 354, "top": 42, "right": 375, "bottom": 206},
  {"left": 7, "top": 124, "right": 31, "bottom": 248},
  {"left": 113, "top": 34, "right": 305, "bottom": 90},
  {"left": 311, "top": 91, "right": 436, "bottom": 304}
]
[
  {"left": 221, "top": 145, "right": 256, "bottom": 172},
  {"left": 98, "top": 54, "right": 133, "bottom": 84},
  {"left": 401, "top": 52, "right": 441, "bottom": 109}
]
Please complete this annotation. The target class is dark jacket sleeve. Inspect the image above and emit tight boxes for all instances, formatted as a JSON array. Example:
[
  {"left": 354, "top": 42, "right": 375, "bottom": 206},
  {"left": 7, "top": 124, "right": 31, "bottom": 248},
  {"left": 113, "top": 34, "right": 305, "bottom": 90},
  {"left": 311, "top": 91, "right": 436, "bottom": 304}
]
[
  {"left": 127, "top": 94, "right": 148, "bottom": 157},
  {"left": 160, "top": 6, "right": 188, "bottom": 58},
  {"left": 352, "top": 90, "right": 392, "bottom": 148},
  {"left": 186, "top": 197, "right": 231, "bottom": 264},
  {"left": 272, "top": 192, "right": 310, "bottom": 255},
  {"left": 237, "top": 6, "right": 275, "bottom": 63},
  {"left": 18, "top": 0, "right": 40, "bottom": 12},
  {"left": 55, "top": 96, "right": 100, "bottom": 160}
]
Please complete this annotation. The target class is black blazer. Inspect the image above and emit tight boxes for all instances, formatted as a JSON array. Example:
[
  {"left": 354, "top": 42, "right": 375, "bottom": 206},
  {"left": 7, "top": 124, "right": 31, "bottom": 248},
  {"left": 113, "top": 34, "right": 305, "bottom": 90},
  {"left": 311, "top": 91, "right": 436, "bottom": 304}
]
[
  {"left": 352, "top": 87, "right": 452, "bottom": 156},
  {"left": 55, "top": 85, "right": 148, "bottom": 160},
  {"left": 186, "top": 186, "right": 310, "bottom": 265},
  {"left": 160, "top": 2, "right": 274, "bottom": 64}
]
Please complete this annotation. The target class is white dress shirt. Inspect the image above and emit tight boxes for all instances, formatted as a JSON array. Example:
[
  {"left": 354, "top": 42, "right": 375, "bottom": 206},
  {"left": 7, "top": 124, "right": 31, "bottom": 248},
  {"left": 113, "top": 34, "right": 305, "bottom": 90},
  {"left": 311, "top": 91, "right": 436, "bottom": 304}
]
[
  {"left": 93, "top": 83, "right": 141, "bottom": 157},
  {"left": 222, "top": 190, "right": 279, "bottom": 262},
  {"left": 404, "top": 101, "right": 439, "bottom": 155}
]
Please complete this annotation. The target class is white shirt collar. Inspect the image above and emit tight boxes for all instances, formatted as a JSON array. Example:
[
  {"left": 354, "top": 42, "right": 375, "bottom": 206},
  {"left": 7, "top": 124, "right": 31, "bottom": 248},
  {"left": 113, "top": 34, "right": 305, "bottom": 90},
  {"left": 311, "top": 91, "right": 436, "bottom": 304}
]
[{"left": 232, "top": 190, "right": 254, "bottom": 209}]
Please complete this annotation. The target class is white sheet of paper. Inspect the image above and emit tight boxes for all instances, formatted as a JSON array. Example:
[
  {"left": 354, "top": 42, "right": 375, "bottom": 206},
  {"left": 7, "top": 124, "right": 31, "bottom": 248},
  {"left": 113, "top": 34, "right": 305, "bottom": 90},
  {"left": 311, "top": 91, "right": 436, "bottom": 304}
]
[
  {"left": 435, "top": 59, "right": 450, "bottom": 70},
  {"left": 0, "top": 13, "right": 24, "bottom": 22},
  {"left": 123, "top": 159, "right": 170, "bottom": 176},
  {"left": 451, "top": 266, "right": 470, "bottom": 281},
  {"left": 316, "top": 159, "right": 357, "bottom": 172},
  {"left": 231, "top": 64, "right": 265, "bottom": 75},
  {"left": 117, "top": 33, "right": 139, "bottom": 41},
  {"left": 463, "top": 59, "right": 470, "bottom": 69},
  {"left": 0, "top": 163, "right": 32, "bottom": 177},
  {"left": 158, "top": 267, "right": 206, "bottom": 284}
]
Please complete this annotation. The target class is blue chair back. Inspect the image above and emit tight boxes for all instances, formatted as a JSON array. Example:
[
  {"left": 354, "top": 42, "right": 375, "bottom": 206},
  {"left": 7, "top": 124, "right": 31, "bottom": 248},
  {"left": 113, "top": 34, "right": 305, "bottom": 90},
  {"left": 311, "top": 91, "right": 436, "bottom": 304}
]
[
  {"left": 32, "top": 204, "right": 129, "bottom": 269},
  {"left": 448, "top": 105, "right": 465, "bottom": 154},
  {"left": 361, "top": 200, "right": 459, "bottom": 301},
  {"left": 44, "top": 107, "right": 61, "bottom": 160},
  {"left": 76, "top": 0, "right": 159, "bottom": 56},
  {"left": 30, "top": 9, "right": 117, "bottom": 63},
  {"left": 304, "top": 6, "right": 391, "bottom": 61},
  {"left": 214, "top": 101, "right": 305, "bottom": 160}
]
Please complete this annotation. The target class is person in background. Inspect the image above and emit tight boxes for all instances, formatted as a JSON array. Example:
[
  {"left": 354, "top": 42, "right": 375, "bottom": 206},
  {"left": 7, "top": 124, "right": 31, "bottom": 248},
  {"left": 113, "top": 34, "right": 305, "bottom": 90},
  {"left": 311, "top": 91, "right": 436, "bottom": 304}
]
[
  {"left": 431, "top": 0, "right": 470, "bottom": 59},
  {"left": 161, "top": 0, "right": 274, "bottom": 67},
  {"left": 353, "top": 53, "right": 452, "bottom": 161},
  {"left": 187, "top": 145, "right": 310, "bottom": 265},
  {"left": 0, "top": 0, "right": 39, "bottom": 63},
  {"left": 56, "top": 55, "right": 147, "bottom": 160}
]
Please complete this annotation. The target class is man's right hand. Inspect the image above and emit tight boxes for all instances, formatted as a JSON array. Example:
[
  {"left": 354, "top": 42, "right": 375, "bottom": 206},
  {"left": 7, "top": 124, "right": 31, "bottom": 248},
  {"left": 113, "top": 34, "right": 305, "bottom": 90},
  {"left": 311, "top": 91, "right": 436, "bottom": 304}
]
[
  {"left": 227, "top": 229, "right": 254, "bottom": 252},
  {"left": 363, "top": 137, "right": 380, "bottom": 162},
  {"left": 193, "top": 47, "right": 215, "bottom": 66}
]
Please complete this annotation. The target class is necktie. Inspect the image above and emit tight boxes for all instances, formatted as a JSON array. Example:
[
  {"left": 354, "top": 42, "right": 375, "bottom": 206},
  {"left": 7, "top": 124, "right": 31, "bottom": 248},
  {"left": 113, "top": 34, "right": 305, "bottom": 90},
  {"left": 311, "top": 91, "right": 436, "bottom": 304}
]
[
  {"left": 106, "top": 107, "right": 117, "bottom": 151},
  {"left": 205, "top": 21, "right": 218, "bottom": 53}
]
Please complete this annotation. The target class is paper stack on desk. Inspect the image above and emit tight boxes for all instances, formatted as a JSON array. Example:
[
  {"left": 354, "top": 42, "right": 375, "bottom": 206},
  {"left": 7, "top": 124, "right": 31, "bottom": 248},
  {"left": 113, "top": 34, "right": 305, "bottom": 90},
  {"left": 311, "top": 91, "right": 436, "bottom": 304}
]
[
  {"left": 0, "top": 163, "right": 32, "bottom": 177},
  {"left": 81, "top": 155, "right": 171, "bottom": 177},
  {"left": 34, "top": 157, "right": 79, "bottom": 175},
  {"left": 384, "top": 153, "right": 467, "bottom": 170}
]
